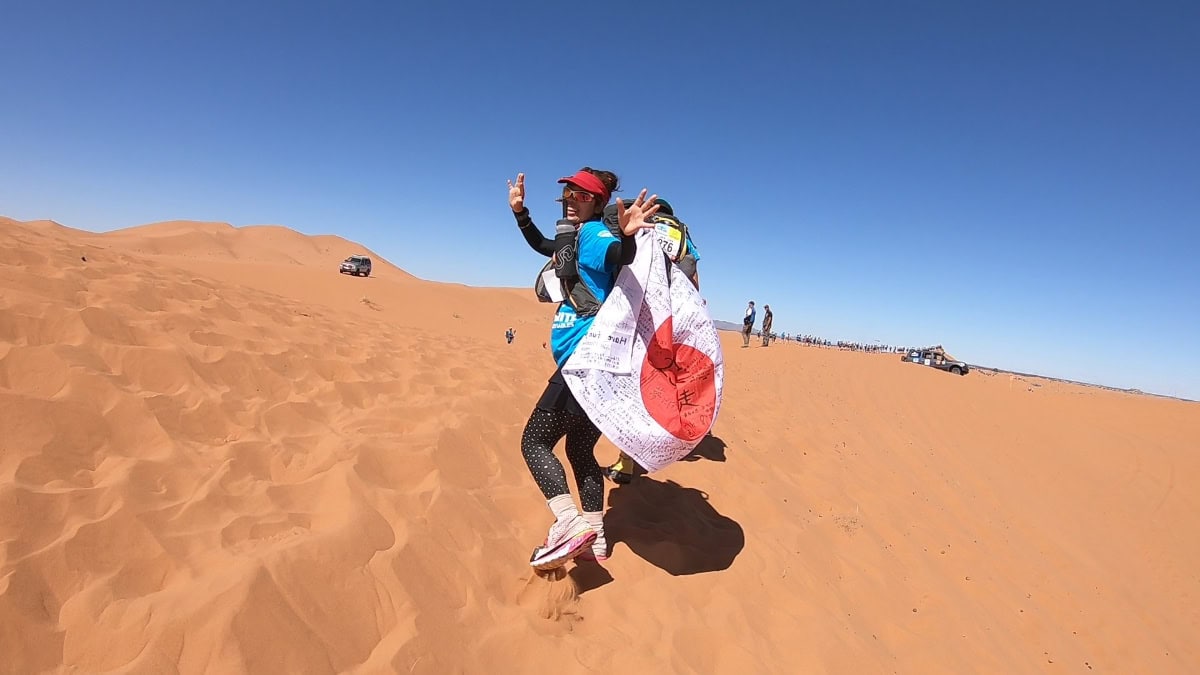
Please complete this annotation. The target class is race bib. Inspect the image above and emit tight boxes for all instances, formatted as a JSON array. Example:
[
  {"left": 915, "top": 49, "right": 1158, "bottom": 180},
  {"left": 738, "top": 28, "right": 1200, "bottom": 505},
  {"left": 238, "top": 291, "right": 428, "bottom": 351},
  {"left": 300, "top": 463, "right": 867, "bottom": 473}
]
[{"left": 653, "top": 222, "right": 684, "bottom": 260}]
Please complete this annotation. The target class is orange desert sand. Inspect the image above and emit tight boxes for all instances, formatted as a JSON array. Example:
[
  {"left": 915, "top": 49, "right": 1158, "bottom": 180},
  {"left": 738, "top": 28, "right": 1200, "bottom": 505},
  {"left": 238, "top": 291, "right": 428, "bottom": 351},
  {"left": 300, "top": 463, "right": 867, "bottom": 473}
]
[{"left": 1, "top": 216, "right": 1197, "bottom": 674}]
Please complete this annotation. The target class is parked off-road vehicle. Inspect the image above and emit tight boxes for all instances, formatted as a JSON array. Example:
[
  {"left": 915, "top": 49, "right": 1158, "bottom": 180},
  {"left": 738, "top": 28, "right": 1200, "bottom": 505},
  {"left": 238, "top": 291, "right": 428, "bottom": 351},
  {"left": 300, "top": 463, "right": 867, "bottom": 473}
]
[
  {"left": 901, "top": 346, "right": 970, "bottom": 376},
  {"left": 339, "top": 255, "right": 372, "bottom": 277}
]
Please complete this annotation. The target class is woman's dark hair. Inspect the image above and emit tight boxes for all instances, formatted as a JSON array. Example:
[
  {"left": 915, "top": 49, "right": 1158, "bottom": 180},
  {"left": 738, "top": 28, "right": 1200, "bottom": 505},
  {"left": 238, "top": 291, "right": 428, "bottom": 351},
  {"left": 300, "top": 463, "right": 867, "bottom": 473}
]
[{"left": 580, "top": 167, "right": 620, "bottom": 198}]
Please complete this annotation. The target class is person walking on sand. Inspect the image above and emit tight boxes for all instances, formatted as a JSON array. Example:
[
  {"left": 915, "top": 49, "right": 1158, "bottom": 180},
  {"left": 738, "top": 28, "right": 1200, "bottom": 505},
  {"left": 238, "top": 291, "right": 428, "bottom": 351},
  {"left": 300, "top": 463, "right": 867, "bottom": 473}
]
[
  {"left": 761, "top": 304, "right": 774, "bottom": 346},
  {"left": 506, "top": 327, "right": 515, "bottom": 344},
  {"left": 742, "top": 300, "right": 756, "bottom": 348},
  {"left": 508, "top": 168, "right": 659, "bottom": 570}
]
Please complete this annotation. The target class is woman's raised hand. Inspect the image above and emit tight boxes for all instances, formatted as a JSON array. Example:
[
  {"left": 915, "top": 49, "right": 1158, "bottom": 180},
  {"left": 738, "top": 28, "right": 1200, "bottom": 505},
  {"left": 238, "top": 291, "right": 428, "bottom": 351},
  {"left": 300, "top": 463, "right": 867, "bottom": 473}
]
[
  {"left": 507, "top": 173, "right": 526, "bottom": 213},
  {"left": 615, "top": 189, "right": 660, "bottom": 236}
]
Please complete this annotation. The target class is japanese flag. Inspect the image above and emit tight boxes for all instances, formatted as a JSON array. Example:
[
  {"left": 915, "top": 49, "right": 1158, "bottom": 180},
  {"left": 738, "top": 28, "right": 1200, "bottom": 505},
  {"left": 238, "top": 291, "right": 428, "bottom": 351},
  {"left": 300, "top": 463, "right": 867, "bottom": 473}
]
[{"left": 562, "top": 229, "right": 724, "bottom": 472}]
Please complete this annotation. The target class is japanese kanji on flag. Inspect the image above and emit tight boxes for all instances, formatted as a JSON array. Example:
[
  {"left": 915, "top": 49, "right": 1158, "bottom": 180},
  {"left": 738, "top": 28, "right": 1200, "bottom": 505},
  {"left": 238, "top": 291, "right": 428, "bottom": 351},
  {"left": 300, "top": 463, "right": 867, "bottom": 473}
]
[{"left": 562, "top": 228, "right": 725, "bottom": 473}]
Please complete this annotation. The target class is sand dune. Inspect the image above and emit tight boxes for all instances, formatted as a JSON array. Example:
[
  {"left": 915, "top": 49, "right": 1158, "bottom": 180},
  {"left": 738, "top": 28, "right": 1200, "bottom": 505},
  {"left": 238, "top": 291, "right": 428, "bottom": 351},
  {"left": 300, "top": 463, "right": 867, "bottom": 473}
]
[{"left": 1, "top": 215, "right": 1197, "bottom": 674}]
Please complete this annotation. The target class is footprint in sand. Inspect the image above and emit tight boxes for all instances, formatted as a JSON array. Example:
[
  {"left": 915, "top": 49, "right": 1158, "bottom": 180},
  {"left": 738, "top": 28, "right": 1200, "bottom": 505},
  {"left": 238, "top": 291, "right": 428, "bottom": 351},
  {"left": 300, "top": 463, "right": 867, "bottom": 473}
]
[{"left": 220, "top": 513, "right": 313, "bottom": 550}]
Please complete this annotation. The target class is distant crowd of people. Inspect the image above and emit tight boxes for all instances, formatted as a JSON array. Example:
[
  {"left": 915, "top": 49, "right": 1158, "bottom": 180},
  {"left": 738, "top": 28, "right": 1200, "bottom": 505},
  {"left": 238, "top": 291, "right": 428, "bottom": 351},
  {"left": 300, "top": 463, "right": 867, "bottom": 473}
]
[
  {"left": 738, "top": 300, "right": 914, "bottom": 353},
  {"left": 786, "top": 337, "right": 900, "bottom": 353}
]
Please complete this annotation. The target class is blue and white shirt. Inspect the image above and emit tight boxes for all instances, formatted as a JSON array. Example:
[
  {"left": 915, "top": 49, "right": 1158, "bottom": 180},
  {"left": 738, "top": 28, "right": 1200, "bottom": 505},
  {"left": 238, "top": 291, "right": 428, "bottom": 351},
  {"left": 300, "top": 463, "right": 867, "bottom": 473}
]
[{"left": 550, "top": 220, "right": 618, "bottom": 366}]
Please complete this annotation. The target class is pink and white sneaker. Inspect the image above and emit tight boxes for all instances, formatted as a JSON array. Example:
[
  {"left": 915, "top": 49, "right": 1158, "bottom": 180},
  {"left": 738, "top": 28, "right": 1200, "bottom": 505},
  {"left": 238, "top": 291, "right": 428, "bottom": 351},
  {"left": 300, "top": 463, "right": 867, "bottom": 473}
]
[
  {"left": 577, "top": 512, "right": 608, "bottom": 562},
  {"left": 577, "top": 544, "right": 609, "bottom": 563},
  {"left": 529, "top": 515, "right": 596, "bottom": 570}
]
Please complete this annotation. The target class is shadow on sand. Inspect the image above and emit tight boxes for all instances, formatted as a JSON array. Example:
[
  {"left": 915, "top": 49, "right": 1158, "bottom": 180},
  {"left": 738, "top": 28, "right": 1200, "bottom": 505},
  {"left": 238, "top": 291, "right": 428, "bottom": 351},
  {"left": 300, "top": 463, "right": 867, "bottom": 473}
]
[
  {"left": 681, "top": 433, "right": 727, "bottom": 463},
  {"left": 604, "top": 477, "right": 744, "bottom": 576},
  {"left": 568, "top": 558, "right": 615, "bottom": 594}
]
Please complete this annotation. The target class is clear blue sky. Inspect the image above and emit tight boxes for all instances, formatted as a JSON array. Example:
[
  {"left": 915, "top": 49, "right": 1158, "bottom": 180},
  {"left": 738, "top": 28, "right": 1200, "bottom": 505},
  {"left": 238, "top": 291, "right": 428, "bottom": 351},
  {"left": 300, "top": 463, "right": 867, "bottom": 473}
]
[{"left": 2, "top": 1, "right": 1197, "bottom": 398}]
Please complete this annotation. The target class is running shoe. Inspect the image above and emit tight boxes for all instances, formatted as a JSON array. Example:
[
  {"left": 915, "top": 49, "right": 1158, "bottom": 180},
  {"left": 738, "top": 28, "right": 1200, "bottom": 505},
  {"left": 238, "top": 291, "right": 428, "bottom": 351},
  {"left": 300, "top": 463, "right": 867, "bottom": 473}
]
[{"left": 529, "top": 515, "right": 596, "bottom": 570}]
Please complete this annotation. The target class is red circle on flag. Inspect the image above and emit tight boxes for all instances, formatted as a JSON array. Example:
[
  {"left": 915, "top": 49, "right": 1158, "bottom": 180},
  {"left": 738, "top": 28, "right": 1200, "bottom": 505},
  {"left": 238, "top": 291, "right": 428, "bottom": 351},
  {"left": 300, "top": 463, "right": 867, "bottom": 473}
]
[{"left": 640, "top": 318, "right": 717, "bottom": 441}]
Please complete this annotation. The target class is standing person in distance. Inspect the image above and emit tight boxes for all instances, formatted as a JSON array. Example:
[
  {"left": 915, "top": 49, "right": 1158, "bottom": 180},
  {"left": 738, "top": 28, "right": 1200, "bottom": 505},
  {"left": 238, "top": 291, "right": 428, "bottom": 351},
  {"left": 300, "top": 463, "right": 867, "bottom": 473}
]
[{"left": 742, "top": 300, "right": 756, "bottom": 348}]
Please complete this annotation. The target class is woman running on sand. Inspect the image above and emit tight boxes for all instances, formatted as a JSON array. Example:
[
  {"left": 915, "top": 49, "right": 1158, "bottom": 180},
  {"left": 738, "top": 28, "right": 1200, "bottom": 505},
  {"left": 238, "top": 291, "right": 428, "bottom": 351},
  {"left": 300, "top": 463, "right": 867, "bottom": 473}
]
[{"left": 508, "top": 168, "right": 658, "bottom": 570}]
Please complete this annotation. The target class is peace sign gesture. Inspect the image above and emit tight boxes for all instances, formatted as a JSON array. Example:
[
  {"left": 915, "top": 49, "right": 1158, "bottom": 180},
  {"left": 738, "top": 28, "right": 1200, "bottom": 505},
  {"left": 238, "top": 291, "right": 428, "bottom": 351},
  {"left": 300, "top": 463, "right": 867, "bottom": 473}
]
[
  {"left": 615, "top": 189, "right": 660, "bottom": 236},
  {"left": 507, "top": 173, "right": 526, "bottom": 213}
]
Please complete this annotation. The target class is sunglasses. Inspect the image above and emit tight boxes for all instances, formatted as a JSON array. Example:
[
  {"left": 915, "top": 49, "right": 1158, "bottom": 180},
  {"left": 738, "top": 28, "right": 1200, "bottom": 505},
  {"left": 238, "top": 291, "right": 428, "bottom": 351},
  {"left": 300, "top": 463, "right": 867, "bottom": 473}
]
[{"left": 558, "top": 187, "right": 598, "bottom": 203}]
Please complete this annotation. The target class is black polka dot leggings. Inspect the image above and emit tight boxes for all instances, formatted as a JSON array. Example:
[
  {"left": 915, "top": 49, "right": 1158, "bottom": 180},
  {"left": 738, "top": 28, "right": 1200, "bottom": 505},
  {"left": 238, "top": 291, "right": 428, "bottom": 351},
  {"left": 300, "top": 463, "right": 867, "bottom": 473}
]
[{"left": 520, "top": 408, "right": 604, "bottom": 512}]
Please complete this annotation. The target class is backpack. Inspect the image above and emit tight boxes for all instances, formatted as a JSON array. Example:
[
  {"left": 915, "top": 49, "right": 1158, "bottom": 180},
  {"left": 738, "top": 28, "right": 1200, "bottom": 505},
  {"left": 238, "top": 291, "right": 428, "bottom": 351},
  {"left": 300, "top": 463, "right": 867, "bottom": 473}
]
[
  {"left": 603, "top": 199, "right": 699, "bottom": 282},
  {"left": 532, "top": 219, "right": 622, "bottom": 318},
  {"left": 533, "top": 198, "right": 699, "bottom": 316}
]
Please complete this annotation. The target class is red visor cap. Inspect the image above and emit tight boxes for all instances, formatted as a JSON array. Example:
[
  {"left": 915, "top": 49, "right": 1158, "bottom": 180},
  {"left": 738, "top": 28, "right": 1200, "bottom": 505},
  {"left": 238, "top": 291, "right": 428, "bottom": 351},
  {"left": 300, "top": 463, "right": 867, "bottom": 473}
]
[{"left": 557, "top": 171, "right": 610, "bottom": 203}]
